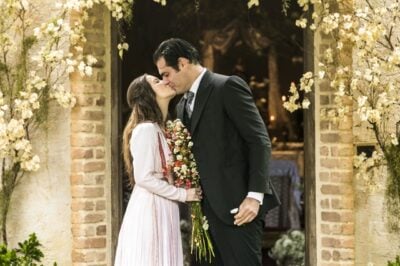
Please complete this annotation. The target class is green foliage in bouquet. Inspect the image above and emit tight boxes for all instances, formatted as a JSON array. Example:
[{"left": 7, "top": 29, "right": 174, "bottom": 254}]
[
  {"left": 269, "top": 230, "right": 305, "bottom": 266},
  {"left": 0, "top": 233, "right": 56, "bottom": 266}
]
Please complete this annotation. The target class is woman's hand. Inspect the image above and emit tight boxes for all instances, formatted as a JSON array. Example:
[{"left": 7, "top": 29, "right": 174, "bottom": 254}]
[{"left": 185, "top": 187, "right": 202, "bottom": 202}]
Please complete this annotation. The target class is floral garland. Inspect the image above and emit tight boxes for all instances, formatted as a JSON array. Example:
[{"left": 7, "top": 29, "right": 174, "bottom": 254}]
[{"left": 165, "top": 119, "right": 215, "bottom": 263}]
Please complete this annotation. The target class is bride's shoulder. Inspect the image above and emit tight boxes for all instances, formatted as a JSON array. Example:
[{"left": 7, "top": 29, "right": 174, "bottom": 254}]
[{"left": 132, "top": 122, "right": 158, "bottom": 135}]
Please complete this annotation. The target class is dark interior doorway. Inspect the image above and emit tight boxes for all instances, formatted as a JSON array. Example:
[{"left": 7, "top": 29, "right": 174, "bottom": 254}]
[{"left": 118, "top": 1, "right": 306, "bottom": 265}]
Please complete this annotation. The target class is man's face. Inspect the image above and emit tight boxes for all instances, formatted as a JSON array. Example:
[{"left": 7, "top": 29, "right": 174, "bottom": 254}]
[{"left": 156, "top": 57, "right": 191, "bottom": 95}]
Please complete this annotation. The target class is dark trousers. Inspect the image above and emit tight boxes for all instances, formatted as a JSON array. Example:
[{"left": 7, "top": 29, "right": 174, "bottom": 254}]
[{"left": 192, "top": 199, "right": 264, "bottom": 266}]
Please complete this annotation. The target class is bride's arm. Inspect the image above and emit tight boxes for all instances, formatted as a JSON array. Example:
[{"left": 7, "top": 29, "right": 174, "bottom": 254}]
[{"left": 130, "top": 123, "right": 187, "bottom": 202}]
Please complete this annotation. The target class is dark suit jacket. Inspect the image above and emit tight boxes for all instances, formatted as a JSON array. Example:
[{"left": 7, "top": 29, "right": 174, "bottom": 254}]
[{"left": 177, "top": 70, "right": 280, "bottom": 225}]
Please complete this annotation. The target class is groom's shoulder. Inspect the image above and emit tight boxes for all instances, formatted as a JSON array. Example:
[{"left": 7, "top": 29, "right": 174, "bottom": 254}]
[
  {"left": 209, "top": 72, "right": 247, "bottom": 89},
  {"left": 207, "top": 72, "right": 230, "bottom": 88},
  {"left": 208, "top": 70, "right": 245, "bottom": 82},
  {"left": 209, "top": 71, "right": 229, "bottom": 82}
]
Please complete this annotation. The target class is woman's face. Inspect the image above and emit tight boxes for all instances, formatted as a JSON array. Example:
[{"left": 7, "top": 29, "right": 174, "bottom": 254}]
[{"left": 146, "top": 75, "right": 176, "bottom": 101}]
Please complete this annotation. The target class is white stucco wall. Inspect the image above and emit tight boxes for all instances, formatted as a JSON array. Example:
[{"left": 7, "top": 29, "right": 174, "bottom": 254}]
[
  {"left": 352, "top": 0, "right": 400, "bottom": 264},
  {"left": 7, "top": 103, "right": 72, "bottom": 266},
  {"left": 354, "top": 191, "right": 400, "bottom": 265},
  {"left": 4, "top": 1, "right": 73, "bottom": 264}
]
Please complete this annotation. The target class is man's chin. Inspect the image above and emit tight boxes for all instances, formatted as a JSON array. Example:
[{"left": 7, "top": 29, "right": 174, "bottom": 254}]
[{"left": 175, "top": 89, "right": 184, "bottom": 95}]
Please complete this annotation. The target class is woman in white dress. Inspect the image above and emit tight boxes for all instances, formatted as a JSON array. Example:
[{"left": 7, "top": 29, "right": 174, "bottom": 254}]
[{"left": 115, "top": 74, "right": 201, "bottom": 266}]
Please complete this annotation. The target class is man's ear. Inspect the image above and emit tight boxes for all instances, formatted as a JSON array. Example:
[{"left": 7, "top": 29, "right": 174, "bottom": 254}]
[{"left": 178, "top": 57, "right": 189, "bottom": 69}]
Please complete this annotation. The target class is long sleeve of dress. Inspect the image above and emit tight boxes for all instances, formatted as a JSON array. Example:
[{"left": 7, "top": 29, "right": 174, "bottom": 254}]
[{"left": 131, "top": 123, "right": 187, "bottom": 202}]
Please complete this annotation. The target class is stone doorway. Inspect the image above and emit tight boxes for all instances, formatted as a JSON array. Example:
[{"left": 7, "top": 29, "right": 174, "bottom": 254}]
[{"left": 110, "top": 0, "right": 314, "bottom": 264}]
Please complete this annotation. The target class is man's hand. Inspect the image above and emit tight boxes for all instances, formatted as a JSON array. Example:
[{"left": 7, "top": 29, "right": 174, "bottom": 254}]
[{"left": 233, "top": 197, "right": 260, "bottom": 226}]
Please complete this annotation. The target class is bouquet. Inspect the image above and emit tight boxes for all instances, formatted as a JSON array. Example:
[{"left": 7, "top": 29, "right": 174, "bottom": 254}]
[{"left": 165, "top": 119, "right": 215, "bottom": 263}]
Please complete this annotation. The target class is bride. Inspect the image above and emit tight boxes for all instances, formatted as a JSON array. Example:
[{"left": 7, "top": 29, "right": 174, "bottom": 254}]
[{"left": 114, "top": 74, "right": 201, "bottom": 266}]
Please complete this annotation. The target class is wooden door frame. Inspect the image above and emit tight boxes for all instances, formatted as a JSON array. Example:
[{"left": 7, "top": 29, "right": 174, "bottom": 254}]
[
  {"left": 110, "top": 19, "right": 123, "bottom": 264},
  {"left": 304, "top": 12, "right": 317, "bottom": 265}
]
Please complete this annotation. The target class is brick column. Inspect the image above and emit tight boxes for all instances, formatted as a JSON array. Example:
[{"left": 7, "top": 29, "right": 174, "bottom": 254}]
[
  {"left": 70, "top": 5, "right": 109, "bottom": 266},
  {"left": 319, "top": 109, "right": 355, "bottom": 265},
  {"left": 316, "top": 44, "right": 355, "bottom": 266}
]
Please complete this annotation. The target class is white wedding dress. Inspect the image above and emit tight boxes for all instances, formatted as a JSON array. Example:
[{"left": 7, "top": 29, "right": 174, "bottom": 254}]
[{"left": 114, "top": 122, "right": 186, "bottom": 266}]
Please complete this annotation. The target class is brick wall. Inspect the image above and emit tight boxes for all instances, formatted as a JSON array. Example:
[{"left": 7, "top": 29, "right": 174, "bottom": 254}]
[
  {"left": 70, "top": 5, "right": 111, "bottom": 266},
  {"left": 318, "top": 96, "right": 355, "bottom": 266},
  {"left": 314, "top": 9, "right": 356, "bottom": 264},
  {"left": 314, "top": 0, "right": 400, "bottom": 264}
]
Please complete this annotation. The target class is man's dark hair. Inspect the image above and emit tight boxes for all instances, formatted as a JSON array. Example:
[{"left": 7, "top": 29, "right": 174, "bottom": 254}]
[{"left": 153, "top": 38, "right": 200, "bottom": 71}]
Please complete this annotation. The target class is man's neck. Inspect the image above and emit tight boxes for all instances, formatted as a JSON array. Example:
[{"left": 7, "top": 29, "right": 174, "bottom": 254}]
[{"left": 187, "top": 64, "right": 204, "bottom": 88}]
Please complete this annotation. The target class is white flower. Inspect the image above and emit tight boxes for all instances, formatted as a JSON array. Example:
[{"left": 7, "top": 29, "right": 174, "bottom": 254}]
[
  {"left": 78, "top": 61, "right": 93, "bottom": 76},
  {"left": 298, "top": 0, "right": 309, "bottom": 11},
  {"left": 181, "top": 164, "right": 187, "bottom": 173},
  {"left": 357, "top": 96, "right": 368, "bottom": 108},
  {"left": 390, "top": 134, "right": 398, "bottom": 146},
  {"left": 86, "top": 55, "right": 98, "bottom": 65},
  {"left": 303, "top": 72, "right": 313, "bottom": 79},
  {"left": 21, "top": 155, "right": 40, "bottom": 171},
  {"left": 247, "top": 0, "right": 259, "bottom": 9},
  {"left": 358, "top": 107, "right": 369, "bottom": 121},
  {"left": 202, "top": 217, "right": 209, "bottom": 230},
  {"left": 282, "top": 238, "right": 293, "bottom": 248},
  {"left": 363, "top": 69, "right": 373, "bottom": 81},
  {"left": 117, "top": 42, "right": 129, "bottom": 58},
  {"left": 51, "top": 87, "right": 76, "bottom": 108},
  {"left": 302, "top": 98, "right": 311, "bottom": 109},
  {"left": 368, "top": 109, "right": 381, "bottom": 123},
  {"left": 84, "top": 66, "right": 93, "bottom": 76},
  {"left": 295, "top": 18, "right": 308, "bottom": 28},
  {"left": 283, "top": 101, "right": 300, "bottom": 113},
  {"left": 354, "top": 153, "right": 367, "bottom": 168},
  {"left": 14, "top": 139, "right": 31, "bottom": 151},
  {"left": 7, "top": 119, "right": 25, "bottom": 141},
  {"left": 289, "top": 82, "right": 297, "bottom": 93},
  {"left": 324, "top": 48, "right": 333, "bottom": 63}
]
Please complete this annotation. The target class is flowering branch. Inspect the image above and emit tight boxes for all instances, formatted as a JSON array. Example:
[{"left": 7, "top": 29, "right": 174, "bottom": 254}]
[
  {"left": 0, "top": 0, "right": 133, "bottom": 245},
  {"left": 285, "top": 0, "right": 400, "bottom": 230}
]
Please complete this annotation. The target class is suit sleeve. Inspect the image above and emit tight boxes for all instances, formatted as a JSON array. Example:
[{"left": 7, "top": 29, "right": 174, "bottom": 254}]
[
  {"left": 131, "top": 123, "right": 187, "bottom": 202},
  {"left": 222, "top": 76, "right": 272, "bottom": 194}
]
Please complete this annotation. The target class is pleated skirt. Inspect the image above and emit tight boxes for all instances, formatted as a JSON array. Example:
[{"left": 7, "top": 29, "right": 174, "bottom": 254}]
[{"left": 114, "top": 186, "right": 183, "bottom": 266}]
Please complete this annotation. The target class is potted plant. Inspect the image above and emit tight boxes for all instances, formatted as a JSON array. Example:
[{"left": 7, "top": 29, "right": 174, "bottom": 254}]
[{"left": 269, "top": 229, "right": 305, "bottom": 266}]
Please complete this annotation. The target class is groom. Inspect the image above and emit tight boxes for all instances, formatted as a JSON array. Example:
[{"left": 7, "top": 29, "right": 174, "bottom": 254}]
[{"left": 153, "top": 38, "right": 280, "bottom": 266}]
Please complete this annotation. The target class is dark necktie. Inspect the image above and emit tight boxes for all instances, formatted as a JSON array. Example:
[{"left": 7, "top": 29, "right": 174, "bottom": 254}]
[{"left": 185, "top": 91, "right": 195, "bottom": 119}]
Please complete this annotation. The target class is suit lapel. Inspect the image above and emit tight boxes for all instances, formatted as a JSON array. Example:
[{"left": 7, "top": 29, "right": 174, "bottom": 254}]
[{"left": 191, "top": 71, "right": 213, "bottom": 133}]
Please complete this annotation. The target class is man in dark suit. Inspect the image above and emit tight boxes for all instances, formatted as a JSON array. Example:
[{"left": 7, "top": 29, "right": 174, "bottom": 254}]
[{"left": 153, "top": 38, "right": 280, "bottom": 266}]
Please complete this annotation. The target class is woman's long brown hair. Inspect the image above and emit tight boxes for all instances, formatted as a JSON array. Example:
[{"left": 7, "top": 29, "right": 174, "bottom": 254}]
[{"left": 122, "top": 75, "right": 164, "bottom": 187}]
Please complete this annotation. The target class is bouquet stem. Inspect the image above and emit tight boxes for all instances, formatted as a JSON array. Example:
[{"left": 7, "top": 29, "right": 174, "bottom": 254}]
[{"left": 190, "top": 202, "right": 215, "bottom": 263}]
